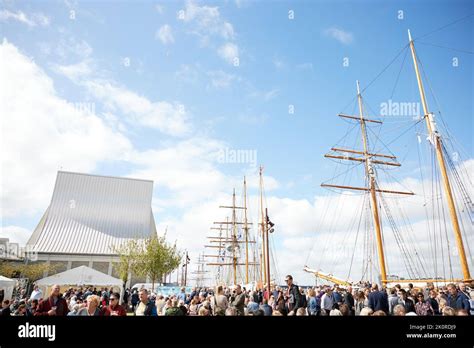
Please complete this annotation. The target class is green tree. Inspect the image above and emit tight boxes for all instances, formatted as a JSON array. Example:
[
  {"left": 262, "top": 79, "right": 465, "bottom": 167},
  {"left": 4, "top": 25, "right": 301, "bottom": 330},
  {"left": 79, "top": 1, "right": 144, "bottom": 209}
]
[
  {"left": 112, "top": 239, "right": 140, "bottom": 289},
  {"left": 0, "top": 261, "right": 55, "bottom": 282},
  {"left": 133, "top": 235, "right": 182, "bottom": 290}
]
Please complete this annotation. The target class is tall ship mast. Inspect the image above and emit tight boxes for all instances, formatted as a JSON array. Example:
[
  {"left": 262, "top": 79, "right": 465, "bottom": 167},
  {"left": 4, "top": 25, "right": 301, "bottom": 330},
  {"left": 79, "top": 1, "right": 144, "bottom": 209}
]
[
  {"left": 305, "top": 30, "right": 473, "bottom": 286},
  {"left": 204, "top": 178, "right": 259, "bottom": 286},
  {"left": 190, "top": 253, "right": 211, "bottom": 288}
]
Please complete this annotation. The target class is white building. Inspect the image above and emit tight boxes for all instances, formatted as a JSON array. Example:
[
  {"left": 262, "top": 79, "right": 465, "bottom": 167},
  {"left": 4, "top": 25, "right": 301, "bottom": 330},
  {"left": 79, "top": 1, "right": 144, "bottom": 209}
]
[{"left": 26, "top": 171, "right": 156, "bottom": 285}]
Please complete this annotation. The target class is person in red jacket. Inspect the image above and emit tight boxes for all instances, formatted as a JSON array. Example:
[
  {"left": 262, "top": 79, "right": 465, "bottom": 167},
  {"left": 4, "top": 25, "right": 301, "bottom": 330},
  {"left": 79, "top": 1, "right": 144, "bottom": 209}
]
[
  {"left": 34, "top": 285, "right": 69, "bottom": 316},
  {"left": 102, "top": 292, "right": 127, "bottom": 316}
]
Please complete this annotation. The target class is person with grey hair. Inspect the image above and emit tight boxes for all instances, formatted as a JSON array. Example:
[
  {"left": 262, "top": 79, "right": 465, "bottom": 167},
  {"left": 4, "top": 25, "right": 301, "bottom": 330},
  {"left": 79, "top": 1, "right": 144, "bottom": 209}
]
[
  {"left": 393, "top": 304, "right": 406, "bottom": 316},
  {"left": 246, "top": 291, "right": 259, "bottom": 313},
  {"left": 134, "top": 288, "right": 157, "bottom": 316},
  {"left": 225, "top": 307, "right": 237, "bottom": 316},
  {"left": 446, "top": 283, "right": 470, "bottom": 312}
]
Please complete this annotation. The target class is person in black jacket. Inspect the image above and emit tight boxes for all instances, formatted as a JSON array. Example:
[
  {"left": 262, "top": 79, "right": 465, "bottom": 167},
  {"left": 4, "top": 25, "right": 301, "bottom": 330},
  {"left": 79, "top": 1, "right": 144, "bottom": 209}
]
[
  {"left": 344, "top": 286, "right": 355, "bottom": 315},
  {"left": 131, "top": 290, "right": 139, "bottom": 312},
  {"left": 398, "top": 288, "right": 415, "bottom": 314},
  {"left": 285, "top": 275, "right": 301, "bottom": 315},
  {"left": 1, "top": 300, "right": 11, "bottom": 316}
]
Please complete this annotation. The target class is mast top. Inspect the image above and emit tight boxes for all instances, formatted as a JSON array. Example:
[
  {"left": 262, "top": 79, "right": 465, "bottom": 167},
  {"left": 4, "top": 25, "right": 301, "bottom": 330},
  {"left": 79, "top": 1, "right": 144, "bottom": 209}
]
[
  {"left": 408, "top": 29, "right": 413, "bottom": 42},
  {"left": 356, "top": 80, "right": 361, "bottom": 95}
]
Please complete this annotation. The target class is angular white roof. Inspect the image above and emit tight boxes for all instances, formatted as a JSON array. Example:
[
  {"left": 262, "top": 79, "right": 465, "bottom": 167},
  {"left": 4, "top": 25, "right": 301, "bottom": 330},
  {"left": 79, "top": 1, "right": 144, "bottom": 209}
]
[
  {"left": 35, "top": 265, "right": 122, "bottom": 286},
  {"left": 27, "top": 171, "right": 156, "bottom": 255}
]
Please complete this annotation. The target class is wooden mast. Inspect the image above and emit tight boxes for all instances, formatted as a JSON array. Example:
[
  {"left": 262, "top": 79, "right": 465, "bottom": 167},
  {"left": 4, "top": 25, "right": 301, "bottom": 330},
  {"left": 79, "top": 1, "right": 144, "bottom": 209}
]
[
  {"left": 206, "top": 186, "right": 255, "bottom": 285},
  {"left": 356, "top": 80, "right": 388, "bottom": 285},
  {"left": 243, "top": 177, "right": 250, "bottom": 284},
  {"left": 259, "top": 166, "right": 267, "bottom": 289},
  {"left": 259, "top": 166, "right": 272, "bottom": 295},
  {"left": 316, "top": 83, "right": 415, "bottom": 285},
  {"left": 232, "top": 188, "right": 237, "bottom": 285},
  {"left": 264, "top": 208, "right": 271, "bottom": 297},
  {"left": 407, "top": 30, "right": 471, "bottom": 281}
]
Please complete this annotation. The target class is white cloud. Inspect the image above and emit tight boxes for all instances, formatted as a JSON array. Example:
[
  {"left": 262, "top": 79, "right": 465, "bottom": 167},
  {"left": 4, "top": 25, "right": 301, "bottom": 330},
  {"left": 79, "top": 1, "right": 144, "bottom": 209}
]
[
  {"left": 55, "top": 38, "right": 93, "bottom": 60},
  {"left": 55, "top": 60, "right": 192, "bottom": 136},
  {"left": 178, "top": 1, "right": 239, "bottom": 62},
  {"left": 218, "top": 42, "right": 239, "bottom": 65},
  {"left": 207, "top": 70, "right": 236, "bottom": 89},
  {"left": 324, "top": 27, "right": 354, "bottom": 45},
  {"left": 179, "top": 1, "right": 234, "bottom": 40},
  {"left": 128, "top": 137, "right": 231, "bottom": 208},
  {"left": 0, "top": 10, "right": 50, "bottom": 27},
  {"left": 156, "top": 24, "right": 174, "bottom": 45},
  {"left": 84, "top": 80, "right": 191, "bottom": 136},
  {"left": 54, "top": 59, "right": 93, "bottom": 81},
  {"left": 0, "top": 39, "right": 132, "bottom": 218},
  {"left": 175, "top": 64, "right": 200, "bottom": 84}
]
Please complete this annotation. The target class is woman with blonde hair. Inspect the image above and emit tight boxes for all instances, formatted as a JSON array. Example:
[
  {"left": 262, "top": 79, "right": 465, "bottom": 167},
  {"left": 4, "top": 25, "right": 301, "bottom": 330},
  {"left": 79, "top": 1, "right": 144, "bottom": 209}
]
[
  {"left": 211, "top": 285, "right": 228, "bottom": 316},
  {"left": 188, "top": 298, "right": 199, "bottom": 316},
  {"left": 198, "top": 306, "right": 209, "bottom": 316},
  {"left": 77, "top": 295, "right": 102, "bottom": 316},
  {"left": 438, "top": 297, "right": 448, "bottom": 313},
  {"left": 307, "top": 288, "right": 320, "bottom": 316}
]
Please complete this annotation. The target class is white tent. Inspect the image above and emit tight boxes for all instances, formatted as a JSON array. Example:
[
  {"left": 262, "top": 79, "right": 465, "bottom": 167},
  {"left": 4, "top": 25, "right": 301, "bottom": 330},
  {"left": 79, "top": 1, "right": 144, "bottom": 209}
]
[
  {"left": 36, "top": 266, "right": 124, "bottom": 304},
  {"left": 0, "top": 275, "right": 16, "bottom": 301}
]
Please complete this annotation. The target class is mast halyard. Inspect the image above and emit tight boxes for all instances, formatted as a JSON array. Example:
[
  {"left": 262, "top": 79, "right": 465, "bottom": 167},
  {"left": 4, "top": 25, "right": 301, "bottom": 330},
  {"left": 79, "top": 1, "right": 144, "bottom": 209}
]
[{"left": 407, "top": 30, "right": 471, "bottom": 281}]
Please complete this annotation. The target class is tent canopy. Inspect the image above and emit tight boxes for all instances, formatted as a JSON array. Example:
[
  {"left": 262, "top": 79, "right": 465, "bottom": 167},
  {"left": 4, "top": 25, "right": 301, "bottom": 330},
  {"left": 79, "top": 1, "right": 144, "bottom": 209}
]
[
  {"left": 0, "top": 275, "right": 16, "bottom": 301},
  {"left": 36, "top": 266, "right": 122, "bottom": 287}
]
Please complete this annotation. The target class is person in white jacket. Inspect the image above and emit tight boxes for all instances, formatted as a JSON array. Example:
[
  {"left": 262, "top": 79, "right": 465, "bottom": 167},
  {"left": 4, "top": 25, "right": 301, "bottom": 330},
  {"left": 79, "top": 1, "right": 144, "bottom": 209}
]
[
  {"left": 320, "top": 288, "right": 334, "bottom": 315},
  {"left": 29, "top": 285, "right": 43, "bottom": 301}
]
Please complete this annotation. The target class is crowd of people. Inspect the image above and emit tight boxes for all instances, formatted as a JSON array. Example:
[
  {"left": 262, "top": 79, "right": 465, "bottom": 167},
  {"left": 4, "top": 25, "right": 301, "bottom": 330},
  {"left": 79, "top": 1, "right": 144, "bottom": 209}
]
[{"left": 1, "top": 275, "right": 472, "bottom": 317}]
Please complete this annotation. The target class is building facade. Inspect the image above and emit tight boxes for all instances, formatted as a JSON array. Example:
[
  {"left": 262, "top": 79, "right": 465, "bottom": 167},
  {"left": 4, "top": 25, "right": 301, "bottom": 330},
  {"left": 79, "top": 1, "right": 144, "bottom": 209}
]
[{"left": 26, "top": 171, "right": 157, "bottom": 286}]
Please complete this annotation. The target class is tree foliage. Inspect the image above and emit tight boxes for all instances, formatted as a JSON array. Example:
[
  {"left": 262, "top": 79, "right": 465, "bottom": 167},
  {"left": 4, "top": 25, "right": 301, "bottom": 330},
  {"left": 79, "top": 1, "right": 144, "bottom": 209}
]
[
  {"left": 134, "top": 235, "right": 182, "bottom": 289},
  {"left": 0, "top": 261, "right": 56, "bottom": 281},
  {"left": 114, "top": 235, "right": 181, "bottom": 289},
  {"left": 112, "top": 239, "right": 141, "bottom": 287}
]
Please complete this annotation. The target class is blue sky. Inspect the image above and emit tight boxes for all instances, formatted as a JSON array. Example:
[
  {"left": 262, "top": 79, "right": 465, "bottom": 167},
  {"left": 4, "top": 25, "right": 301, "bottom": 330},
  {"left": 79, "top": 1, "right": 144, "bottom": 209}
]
[{"left": 1, "top": 0, "right": 473, "bottom": 284}]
